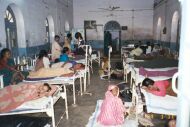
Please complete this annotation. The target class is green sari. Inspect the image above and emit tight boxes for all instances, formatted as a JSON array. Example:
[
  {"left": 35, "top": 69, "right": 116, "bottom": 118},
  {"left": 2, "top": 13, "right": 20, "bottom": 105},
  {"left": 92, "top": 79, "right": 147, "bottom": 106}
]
[{"left": 0, "top": 58, "right": 28, "bottom": 86}]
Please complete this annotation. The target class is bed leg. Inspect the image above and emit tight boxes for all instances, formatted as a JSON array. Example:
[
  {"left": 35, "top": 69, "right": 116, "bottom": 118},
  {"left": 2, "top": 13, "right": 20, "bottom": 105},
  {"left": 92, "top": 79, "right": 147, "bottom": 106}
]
[
  {"left": 88, "top": 70, "right": 90, "bottom": 85},
  {"left": 90, "top": 59, "right": 93, "bottom": 74},
  {"left": 80, "top": 74, "right": 83, "bottom": 96},
  {"left": 82, "top": 71, "right": 92, "bottom": 96},
  {"left": 63, "top": 85, "right": 69, "bottom": 119},
  {"left": 50, "top": 98, "right": 56, "bottom": 127},
  {"left": 72, "top": 82, "right": 77, "bottom": 107},
  {"left": 84, "top": 71, "right": 87, "bottom": 92},
  {"left": 98, "top": 51, "right": 101, "bottom": 67}
]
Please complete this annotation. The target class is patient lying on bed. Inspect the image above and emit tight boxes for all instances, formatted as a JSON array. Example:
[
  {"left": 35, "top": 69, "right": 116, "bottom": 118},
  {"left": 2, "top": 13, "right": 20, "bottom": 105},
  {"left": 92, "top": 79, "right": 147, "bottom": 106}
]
[
  {"left": 142, "top": 78, "right": 177, "bottom": 97},
  {"left": 97, "top": 85, "right": 126, "bottom": 126},
  {"left": 0, "top": 83, "right": 54, "bottom": 113}
]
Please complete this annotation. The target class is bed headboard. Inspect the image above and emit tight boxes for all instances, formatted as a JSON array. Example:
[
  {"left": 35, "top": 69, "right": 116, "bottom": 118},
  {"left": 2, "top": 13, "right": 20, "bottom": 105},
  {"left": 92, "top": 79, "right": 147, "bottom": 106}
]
[{"left": 0, "top": 75, "right": 4, "bottom": 89}]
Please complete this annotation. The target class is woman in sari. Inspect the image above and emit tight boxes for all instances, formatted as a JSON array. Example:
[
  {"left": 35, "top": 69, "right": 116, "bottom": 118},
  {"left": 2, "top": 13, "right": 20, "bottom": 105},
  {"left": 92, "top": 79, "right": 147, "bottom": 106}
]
[
  {"left": 97, "top": 85, "right": 126, "bottom": 126},
  {"left": 0, "top": 48, "right": 28, "bottom": 86}
]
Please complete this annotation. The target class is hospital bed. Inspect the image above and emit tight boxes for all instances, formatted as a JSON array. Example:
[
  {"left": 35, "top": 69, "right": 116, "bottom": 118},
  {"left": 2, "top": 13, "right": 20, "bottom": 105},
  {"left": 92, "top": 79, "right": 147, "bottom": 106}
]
[
  {"left": 0, "top": 84, "right": 68, "bottom": 127},
  {"left": 23, "top": 71, "right": 83, "bottom": 106}
]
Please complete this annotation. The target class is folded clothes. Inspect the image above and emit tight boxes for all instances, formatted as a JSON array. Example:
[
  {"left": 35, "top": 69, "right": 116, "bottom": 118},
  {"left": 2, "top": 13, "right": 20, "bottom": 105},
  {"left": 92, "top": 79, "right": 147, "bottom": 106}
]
[{"left": 139, "top": 67, "right": 178, "bottom": 77}]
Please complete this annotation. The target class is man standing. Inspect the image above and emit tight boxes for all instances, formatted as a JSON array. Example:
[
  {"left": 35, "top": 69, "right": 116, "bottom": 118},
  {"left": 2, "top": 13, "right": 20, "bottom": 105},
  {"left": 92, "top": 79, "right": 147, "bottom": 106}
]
[{"left": 51, "top": 35, "right": 62, "bottom": 61}]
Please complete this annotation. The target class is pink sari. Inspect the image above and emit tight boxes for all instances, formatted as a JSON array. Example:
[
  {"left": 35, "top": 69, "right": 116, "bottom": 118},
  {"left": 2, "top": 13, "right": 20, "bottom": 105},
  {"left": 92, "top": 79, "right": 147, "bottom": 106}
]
[
  {"left": 0, "top": 83, "right": 41, "bottom": 113},
  {"left": 97, "top": 85, "right": 125, "bottom": 126}
]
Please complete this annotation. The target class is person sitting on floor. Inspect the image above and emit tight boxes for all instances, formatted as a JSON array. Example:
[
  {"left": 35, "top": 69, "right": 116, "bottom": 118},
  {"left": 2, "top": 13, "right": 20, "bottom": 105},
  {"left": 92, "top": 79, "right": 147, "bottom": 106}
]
[
  {"left": 35, "top": 49, "right": 50, "bottom": 71},
  {"left": 97, "top": 85, "right": 126, "bottom": 126},
  {"left": 141, "top": 78, "right": 177, "bottom": 97},
  {"left": 0, "top": 48, "right": 28, "bottom": 86},
  {"left": 99, "top": 57, "right": 109, "bottom": 76}
]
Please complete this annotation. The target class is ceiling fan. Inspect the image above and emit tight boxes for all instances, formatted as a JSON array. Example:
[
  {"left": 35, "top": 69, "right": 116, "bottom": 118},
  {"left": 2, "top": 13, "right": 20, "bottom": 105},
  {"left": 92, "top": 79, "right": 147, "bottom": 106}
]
[
  {"left": 99, "top": 6, "right": 121, "bottom": 11},
  {"left": 89, "top": 6, "right": 125, "bottom": 12}
]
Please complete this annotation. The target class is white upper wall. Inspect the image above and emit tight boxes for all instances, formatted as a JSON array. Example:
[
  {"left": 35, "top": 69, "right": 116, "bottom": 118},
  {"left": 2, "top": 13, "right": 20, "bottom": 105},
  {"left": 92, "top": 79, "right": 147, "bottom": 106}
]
[
  {"left": 153, "top": 0, "right": 181, "bottom": 42},
  {"left": 0, "top": 0, "right": 73, "bottom": 48},
  {"left": 73, "top": 0, "right": 154, "bottom": 40}
]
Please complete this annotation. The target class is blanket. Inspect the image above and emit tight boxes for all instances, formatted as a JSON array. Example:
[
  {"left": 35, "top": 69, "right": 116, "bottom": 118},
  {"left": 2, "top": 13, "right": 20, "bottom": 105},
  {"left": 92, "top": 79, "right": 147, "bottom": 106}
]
[
  {"left": 139, "top": 67, "right": 178, "bottom": 77},
  {"left": 28, "top": 68, "right": 73, "bottom": 78},
  {"left": 133, "top": 57, "right": 178, "bottom": 68},
  {"left": 0, "top": 83, "right": 57, "bottom": 113}
]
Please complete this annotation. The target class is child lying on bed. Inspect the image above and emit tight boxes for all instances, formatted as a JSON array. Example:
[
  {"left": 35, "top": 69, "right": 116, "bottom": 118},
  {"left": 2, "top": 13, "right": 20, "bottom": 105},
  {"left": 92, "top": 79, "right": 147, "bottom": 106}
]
[
  {"left": 28, "top": 61, "right": 85, "bottom": 78},
  {"left": 97, "top": 85, "right": 126, "bottom": 126},
  {"left": 142, "top": 78, "right": 177, "bottom": 97},
  {"left": 0, "top": 83, "right": 55, "bottom": 113},
  {"left": 51, "top": 60, "right": 84, "bottom": 70}
]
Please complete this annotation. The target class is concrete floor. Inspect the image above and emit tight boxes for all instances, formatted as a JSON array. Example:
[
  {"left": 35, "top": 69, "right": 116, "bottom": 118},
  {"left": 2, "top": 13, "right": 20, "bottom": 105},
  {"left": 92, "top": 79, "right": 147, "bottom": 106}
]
[
  {"left": 0, "top": 56, "right": 170, "bottom": 127},
  {"left": 59, "top": 63, "right": 121, "bottom": 127},
  {"left": 0, "top": 61, "right": 121, "bottom": 127}
]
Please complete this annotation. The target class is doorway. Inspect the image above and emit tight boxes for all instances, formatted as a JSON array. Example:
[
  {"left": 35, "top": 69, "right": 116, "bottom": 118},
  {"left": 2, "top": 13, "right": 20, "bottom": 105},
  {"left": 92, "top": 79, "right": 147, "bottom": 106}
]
[
  {"left": 171, "top": 11, "right": 180, "bottom": 51},
  {"left": 104, "top": 21, "right": 121, "bottom": 56},
  {"left": 4, "top": 6, "right": 18, "bottom": 56}
]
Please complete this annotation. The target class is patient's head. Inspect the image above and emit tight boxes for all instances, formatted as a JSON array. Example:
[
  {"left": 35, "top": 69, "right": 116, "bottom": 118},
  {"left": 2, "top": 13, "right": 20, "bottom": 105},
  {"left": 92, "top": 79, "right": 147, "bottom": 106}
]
[
  {"left": 108, "top": 85, "right": 119, "bottom": 97},
  {"left": 38, "top": 83, "right": 52, "bottom": 95},
  {"left": 73, "top": 63, "right": 85, "bottom": 70},
  {"left": 142, "top": 78, "right": 155, "bottom": 90},
  {"left": 167, "top": 119, "right": 176, "bottom": 127},
  {"left": 62, "top": 47, "right": 70, "bottom": 54}
]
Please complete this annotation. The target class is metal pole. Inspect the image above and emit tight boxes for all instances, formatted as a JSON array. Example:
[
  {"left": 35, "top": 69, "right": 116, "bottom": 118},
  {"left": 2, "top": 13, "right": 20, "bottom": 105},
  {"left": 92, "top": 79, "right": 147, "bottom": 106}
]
[
  {"left": 132, "top": 10, "right": 135, "bottom": 40},
  {"left": 177, "top": 0, "right": 190, "bottom": 126}
]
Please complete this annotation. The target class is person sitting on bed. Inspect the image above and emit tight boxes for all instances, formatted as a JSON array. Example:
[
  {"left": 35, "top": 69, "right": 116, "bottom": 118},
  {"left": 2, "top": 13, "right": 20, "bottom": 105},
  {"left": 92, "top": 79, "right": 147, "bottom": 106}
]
[
  {"left": 97, "top": 85, "right": 126, "bottom": 126},
  {"left": 130, "top": 44, "right": 143, "bottom": 57},
  {"left": 146, "top": 42, "right": 152, "bottom": 54},
  {"left": 51, "top": 35, "right": 62, "bottom": 62},
  {"left": 35, "top": 50, "right": 50, "bottom": 71},
  {"left": 59, "top": 47, "right": 70, "bottom": 62},
  {"left": 74, "top": 32, "right": 85, "bottom": 55},
  {"left": 0, "top": 83, "right": 54, "bottom": 113},
  {"left": 62, "top": 61, "right": 85, "bottom": 71},
  {"left": 0, "top": 48, "right": 28, "bottom": 86},
  {"left": 63, "top": 36, "right": 71, "bottom": 51},
  {"left": 142, "top": 78, "right": 177, "bottom": 97},
  {"left": 52, "top": 60, "right": 85, "bottom": 70}
]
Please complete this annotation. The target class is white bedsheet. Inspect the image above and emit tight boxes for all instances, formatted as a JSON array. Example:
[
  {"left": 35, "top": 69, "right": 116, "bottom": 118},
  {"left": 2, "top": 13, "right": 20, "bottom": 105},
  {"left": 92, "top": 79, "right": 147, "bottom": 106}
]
[
  {"left": 86, "top": 100, "right": 137, "bottom": 127},
  {"left": 142, "top": 90, "right": 177, "bottom": 115},
  {"left": 15, "top": 97, "right": 50, "bottom": 111},
  {"left": 23, "top": 76, "right": 77, "bottom": 83}
]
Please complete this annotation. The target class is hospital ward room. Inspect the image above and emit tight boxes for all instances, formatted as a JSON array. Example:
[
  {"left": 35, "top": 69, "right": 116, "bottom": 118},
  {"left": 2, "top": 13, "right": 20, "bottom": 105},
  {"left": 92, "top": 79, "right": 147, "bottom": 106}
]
[{"left": 0, "top": 0, "right": 190, "bottom": 127}]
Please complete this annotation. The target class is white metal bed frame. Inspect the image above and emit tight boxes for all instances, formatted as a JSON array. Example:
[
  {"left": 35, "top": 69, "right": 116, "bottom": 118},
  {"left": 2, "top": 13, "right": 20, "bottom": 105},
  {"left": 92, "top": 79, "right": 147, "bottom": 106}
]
[{"left": 0, "top": 83, "right": 68, "bottom": 127}]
